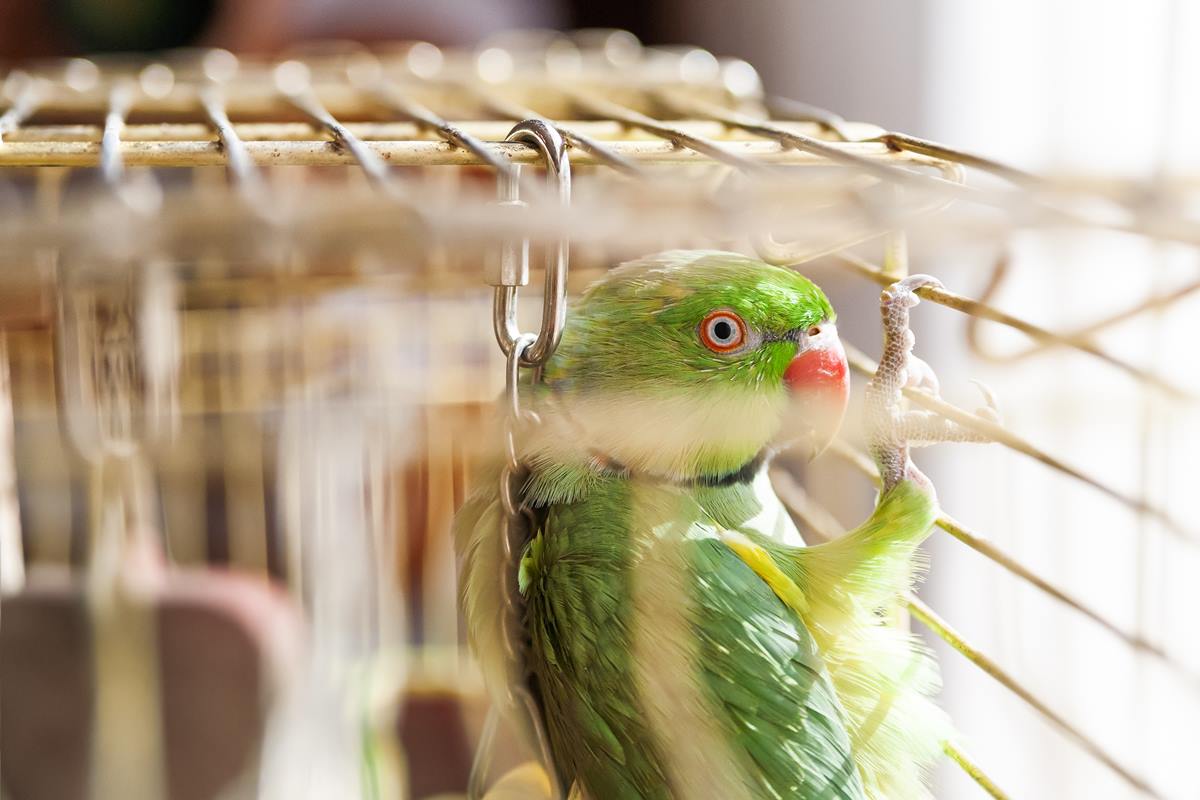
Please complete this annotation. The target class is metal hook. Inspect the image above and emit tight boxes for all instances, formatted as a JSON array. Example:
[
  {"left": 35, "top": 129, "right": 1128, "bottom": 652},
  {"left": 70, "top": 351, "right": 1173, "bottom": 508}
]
[{"left": 491, "top": 119, "right": 571, "bottom": 369}]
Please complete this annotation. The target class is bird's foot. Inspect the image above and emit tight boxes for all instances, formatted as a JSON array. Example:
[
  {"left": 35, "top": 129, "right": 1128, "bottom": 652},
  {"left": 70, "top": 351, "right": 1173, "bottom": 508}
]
[{"left": 866, "top": 275, "right": 1000, "bottom": 493}]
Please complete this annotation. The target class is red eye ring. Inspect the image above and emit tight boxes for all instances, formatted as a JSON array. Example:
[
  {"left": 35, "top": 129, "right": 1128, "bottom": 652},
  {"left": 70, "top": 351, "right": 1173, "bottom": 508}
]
[{"left": 699, "top": 310, "right": 748, "bottom": 353}]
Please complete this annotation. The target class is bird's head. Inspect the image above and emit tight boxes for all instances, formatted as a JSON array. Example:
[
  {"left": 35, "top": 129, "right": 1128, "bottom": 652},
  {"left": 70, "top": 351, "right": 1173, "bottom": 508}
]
[{"left": 539, "top": 250, "right": 848, "bottom": 481}]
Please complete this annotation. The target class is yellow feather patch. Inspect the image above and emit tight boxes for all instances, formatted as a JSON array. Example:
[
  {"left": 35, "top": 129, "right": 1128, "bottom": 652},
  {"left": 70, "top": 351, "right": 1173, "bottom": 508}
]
[{"left": 720, "top": 530, "right": 810, "bottom": 616}]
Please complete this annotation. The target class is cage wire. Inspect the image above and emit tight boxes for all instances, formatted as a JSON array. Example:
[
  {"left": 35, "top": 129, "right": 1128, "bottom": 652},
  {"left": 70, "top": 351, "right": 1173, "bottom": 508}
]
[{"left": 0, "top": 27, "right": 1196, "bottom": 800}]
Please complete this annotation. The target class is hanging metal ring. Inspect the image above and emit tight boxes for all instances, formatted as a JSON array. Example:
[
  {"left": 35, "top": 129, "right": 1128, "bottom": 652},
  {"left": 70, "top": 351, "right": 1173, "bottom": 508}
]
[
  {"left": 499, "top": 332, "right": 536, "bottom": 519},
  {"left": 493, "top": 119, "right": 571, "bottom": 368}
]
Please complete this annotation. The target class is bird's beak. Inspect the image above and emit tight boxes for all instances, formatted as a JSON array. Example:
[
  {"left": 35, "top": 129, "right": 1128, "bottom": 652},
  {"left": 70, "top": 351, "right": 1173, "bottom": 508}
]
[{"left": 782, "top": 323, "right": 849, "bottom": 461}]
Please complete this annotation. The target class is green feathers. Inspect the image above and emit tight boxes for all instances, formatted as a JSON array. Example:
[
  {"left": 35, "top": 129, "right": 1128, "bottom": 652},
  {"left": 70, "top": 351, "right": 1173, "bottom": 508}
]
[
  {"left": 754, "top": 481, "right": 950, "bottom": 799},
  {"left": 457, "top": 251, "right": 946, "bottom": 800},
  {"left": 521, "top": 476, "right": 864, "bottom": 800},
  {"left": 544, "top": 250, "right": 833, "bottom": 398},
  {"left": 524, "top": 250, "right": 840, "bottom": 484}
]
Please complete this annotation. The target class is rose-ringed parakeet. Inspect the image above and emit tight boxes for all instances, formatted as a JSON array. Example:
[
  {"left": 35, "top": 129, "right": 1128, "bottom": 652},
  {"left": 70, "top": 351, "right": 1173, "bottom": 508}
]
[{"left": 456, "top": 250, "right": 993, "bottom": 800}]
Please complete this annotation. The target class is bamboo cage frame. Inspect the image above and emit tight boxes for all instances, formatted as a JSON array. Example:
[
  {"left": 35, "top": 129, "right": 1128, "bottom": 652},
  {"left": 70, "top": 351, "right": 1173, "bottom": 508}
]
[{"left": 1, "top": 29, "right": 1197, "bottom": 800}]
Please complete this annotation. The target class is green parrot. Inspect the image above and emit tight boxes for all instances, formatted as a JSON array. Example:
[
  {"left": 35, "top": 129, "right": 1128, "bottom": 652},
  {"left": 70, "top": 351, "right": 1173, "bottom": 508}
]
[{"left": 456, "top": 250, "right": 987, "bottom": 800}]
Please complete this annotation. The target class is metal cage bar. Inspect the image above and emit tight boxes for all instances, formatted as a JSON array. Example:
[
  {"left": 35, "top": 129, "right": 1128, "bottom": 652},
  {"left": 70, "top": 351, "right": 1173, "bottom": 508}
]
[{"left": 772, "top": 457, "right": 1165, "bottom": 799}]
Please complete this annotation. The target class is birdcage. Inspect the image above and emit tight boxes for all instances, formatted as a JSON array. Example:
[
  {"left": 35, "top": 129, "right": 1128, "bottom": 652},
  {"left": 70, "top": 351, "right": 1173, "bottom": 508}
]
[{"left": 0, "top": 28, "right": 1195, "bottom": 800}]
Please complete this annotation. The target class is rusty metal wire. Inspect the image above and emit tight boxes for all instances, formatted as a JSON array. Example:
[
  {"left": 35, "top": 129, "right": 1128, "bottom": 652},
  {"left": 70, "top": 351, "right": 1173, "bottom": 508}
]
[
  {"left": 906, "top": 596, "right": 1163, "bottom": 799},
  {"left": 198, "top": 86, "right": 264, "bottom": 193},
  {"left": 656, "top": 90, "right": 978, "bottom": 197},
  {"left": 282, "top": 85, "right": 396, "bottom": 191},
  {"left": 770, "top": 468, "right": 1012, "bottom": 799},
  {"left": 840, "top": 342, "right": 1192, "bottom": 541},
  {"left": 772, "top": 458, "right": 1164, "bottom": 799},
  {"left": 0, "top": 74, "right": 40, "bottom": 144},
  {"left": 99, "top": 82, "right": 135, "bottom": 186},
  {"left": 814, "top": 439, "right": 1200, "bottom": 688},
  {"left": 370, "top": 81, "right": 518, "bottom": 178},
  {"left": 833, "top": 251, "right": 1195, "bottom": 402},
  {"left": 965, "top": 250, "right": 1200, "bottom": 365},
  {"left": 942, "top": 741, "right": 1012, "bottom": 800},
  {"left": 462, "top": 85, "right": 645, "bottom": 178}
]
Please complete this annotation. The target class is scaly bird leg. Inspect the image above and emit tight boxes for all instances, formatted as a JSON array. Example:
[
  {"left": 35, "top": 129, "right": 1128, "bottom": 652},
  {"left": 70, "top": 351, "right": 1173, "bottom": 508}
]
[{"left": 866, "top": 275, "right": 1000, "bottom": 494}]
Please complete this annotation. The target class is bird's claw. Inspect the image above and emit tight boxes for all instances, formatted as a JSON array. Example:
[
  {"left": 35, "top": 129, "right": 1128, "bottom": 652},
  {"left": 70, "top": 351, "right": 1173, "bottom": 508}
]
[
  {"left": 904, "top": 355, "right": 941, "bottom": 397},
  {"left": 882, "top": 274, "right": 944, "bottom": 306},
  {"left": 969, "top": 379, "right": 1001, "bottom": 423},
  {"left": 867, "top": 275, "right": 998, "bottom": 493}
]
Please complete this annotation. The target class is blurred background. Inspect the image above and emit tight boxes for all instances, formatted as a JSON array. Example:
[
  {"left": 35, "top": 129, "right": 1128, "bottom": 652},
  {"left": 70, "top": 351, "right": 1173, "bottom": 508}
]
[{"left": 2, "top": 1, "right": 1198, "bottom": 799}]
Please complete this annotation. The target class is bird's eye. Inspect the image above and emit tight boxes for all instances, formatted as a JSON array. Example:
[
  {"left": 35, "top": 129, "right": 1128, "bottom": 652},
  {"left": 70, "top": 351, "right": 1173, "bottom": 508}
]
[
  {"left": 699, "top": 310, "right": 748, "bottom": 353},
  {"left": 807, "top": 325, "right": 822, "bottom": 337}
]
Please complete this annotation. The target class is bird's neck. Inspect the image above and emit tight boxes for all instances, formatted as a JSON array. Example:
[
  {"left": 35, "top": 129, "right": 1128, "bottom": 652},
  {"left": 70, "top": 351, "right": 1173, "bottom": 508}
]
[
  {"left": 588, "top": 445, "right": 769, "bottom": 487},
  {"left": 523, "top": 383, "right": 782, "bottom": 486}
]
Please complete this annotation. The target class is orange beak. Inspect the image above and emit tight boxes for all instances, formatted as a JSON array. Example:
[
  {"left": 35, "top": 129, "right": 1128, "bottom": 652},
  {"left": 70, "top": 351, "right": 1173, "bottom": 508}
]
[{"left": 782, "top": 325, "right": 849, "bottom": 460}]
